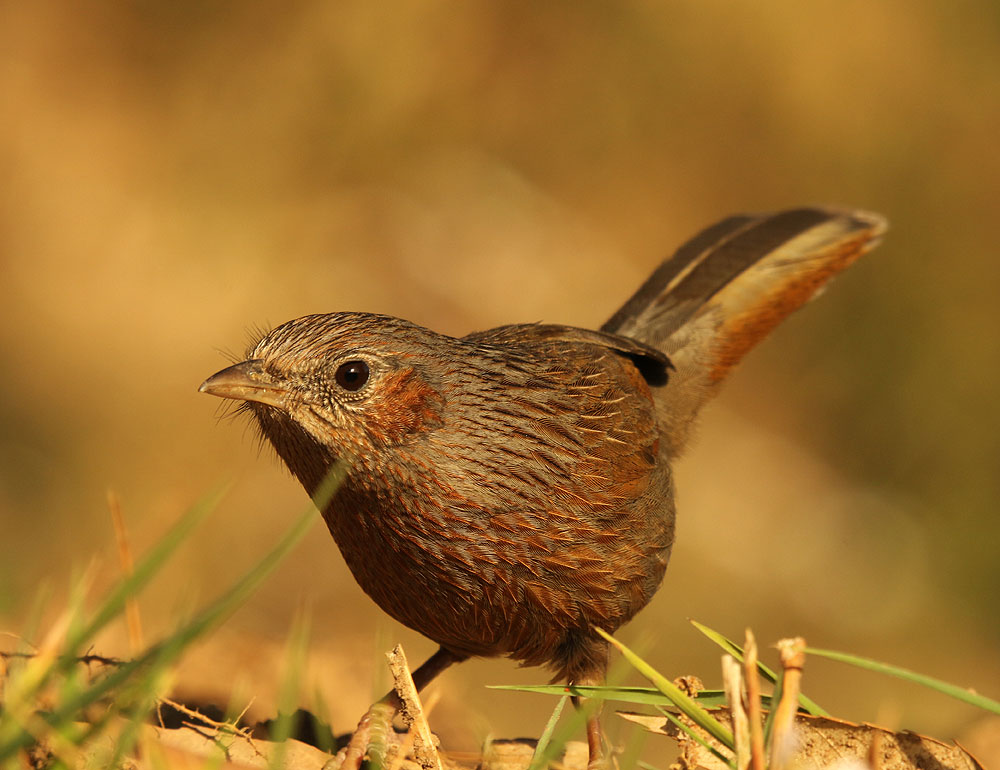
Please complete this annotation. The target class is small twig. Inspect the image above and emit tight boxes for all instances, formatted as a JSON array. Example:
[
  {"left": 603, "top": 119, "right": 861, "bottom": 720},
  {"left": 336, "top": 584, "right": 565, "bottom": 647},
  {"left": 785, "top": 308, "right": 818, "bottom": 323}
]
[
  {"left": 157, "top": 697, "right": 251, "bottom": 737},
  {"left": 154, "top": 696, "right": 267, "bottom": 763},
  {"left": 742, "top": 630, "right": 765, "bottom": 770},
  {"left": 387, "top": 645, "right": 444, "bottom": 770},
  {"left": 769, "top": 638, "right": 805, "bottom": 770},
  {"left": 388, "top": 689, "right": 441, "bottom": 770},
  {"left": 0, "top": 651, "right": 125, "bottom": 667},
  {"left": 232, "top": 696, "right": 258, "bottom": 729}
]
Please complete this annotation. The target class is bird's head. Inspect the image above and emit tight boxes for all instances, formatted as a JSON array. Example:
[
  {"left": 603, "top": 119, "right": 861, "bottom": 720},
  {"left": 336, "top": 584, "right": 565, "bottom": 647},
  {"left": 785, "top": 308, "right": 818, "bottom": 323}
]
[{"left": 200, "top": 312, "right": 446, "bottom": 491}]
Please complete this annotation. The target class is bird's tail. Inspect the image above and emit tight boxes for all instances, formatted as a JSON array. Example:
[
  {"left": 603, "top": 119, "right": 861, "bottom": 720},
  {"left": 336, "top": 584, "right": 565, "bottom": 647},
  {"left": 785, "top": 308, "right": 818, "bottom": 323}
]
[{"left": 603, "top": 207, "right": 887, "bottom": 457}]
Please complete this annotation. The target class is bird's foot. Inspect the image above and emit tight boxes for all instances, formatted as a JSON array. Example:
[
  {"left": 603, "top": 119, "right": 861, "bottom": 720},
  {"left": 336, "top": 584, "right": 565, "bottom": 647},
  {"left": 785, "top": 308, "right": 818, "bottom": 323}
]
[{"left": 334, "top": 700, "right": 399, "bottom": 770}]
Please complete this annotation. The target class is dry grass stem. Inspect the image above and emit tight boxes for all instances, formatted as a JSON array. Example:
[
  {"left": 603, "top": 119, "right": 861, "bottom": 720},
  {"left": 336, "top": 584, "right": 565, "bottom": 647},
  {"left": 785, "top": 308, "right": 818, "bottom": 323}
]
[
  {"left": 770, "top": 637, "right": 806, "bottom": 770},
  {"left": 107, "top": 490, "right": 144, "bottom": 652},
  {"left": 742, "top": 630, "right": 765, "bottom": 770},
  {"left": 722, "top": 655, "right": 749, "bottom": 770}
]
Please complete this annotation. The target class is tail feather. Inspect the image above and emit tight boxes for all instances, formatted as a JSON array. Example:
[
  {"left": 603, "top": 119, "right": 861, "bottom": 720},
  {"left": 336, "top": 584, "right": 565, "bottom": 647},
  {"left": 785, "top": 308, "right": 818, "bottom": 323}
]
[
  {"left": 602, "top": 212, "right": 758, "bottom": 340},
  {"left": 604, "top": 207, "right": 887, "bottom": 456}
]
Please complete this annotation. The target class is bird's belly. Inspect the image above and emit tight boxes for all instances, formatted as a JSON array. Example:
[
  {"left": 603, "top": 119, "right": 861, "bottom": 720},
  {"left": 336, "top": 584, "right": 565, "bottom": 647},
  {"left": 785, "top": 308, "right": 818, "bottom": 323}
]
[{"left": 321, "top": 488, "right": 674, "bottom": 669}]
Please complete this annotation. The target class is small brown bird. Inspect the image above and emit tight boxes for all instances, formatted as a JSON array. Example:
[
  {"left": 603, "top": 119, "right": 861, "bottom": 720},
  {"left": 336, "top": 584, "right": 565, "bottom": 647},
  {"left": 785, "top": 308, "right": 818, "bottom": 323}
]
[{"left": 200, "top": 207, "right": 885, "bottom": 767}]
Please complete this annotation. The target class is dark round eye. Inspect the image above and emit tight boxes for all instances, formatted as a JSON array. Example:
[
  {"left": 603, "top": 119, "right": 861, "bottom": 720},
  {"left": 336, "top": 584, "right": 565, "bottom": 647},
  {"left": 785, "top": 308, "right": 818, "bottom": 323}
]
[{"left": 334, "top": 360, "right": 370, "bottom": 392}]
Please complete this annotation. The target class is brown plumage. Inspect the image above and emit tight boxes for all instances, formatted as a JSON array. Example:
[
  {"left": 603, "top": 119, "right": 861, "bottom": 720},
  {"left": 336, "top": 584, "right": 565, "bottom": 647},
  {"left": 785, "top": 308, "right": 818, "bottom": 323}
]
[{"left": 200, "top": 206, "right": 886, "bottom": 767}]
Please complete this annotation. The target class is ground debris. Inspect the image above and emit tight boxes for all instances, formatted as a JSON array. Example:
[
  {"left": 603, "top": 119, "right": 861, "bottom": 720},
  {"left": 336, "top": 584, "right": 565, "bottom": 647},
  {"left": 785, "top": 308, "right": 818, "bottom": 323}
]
[{"left": 620, "top": 709, "right": 986, "bottom": 770}]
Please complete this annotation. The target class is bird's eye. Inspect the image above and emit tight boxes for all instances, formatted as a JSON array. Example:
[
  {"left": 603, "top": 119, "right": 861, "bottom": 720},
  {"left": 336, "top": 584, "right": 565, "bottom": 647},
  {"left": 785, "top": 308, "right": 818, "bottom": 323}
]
[{"left": 334, "top": 360, "right": 370, "bottom": 392}]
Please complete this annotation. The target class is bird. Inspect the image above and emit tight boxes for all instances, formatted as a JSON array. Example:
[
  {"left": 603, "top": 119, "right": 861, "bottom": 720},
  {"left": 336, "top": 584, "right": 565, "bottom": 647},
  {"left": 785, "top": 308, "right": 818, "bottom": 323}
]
[{"left": 200, "top": 206, "right": 886, "bottom": 768}]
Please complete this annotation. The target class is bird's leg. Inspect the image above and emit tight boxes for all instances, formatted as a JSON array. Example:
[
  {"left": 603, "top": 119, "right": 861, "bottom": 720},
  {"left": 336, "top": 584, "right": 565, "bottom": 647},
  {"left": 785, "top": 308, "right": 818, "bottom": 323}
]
[
  {"left": 585, "top": 711, "right": 604, "bottom": 768},
  {"left": 569, "top": 693, "right": 605, "bottom": 769},
  {"left": 337, "top": 646, "right": 464, "bottom": 770},
  {"left": 570, "top": 641, "right": 610, "bottom": 770}
]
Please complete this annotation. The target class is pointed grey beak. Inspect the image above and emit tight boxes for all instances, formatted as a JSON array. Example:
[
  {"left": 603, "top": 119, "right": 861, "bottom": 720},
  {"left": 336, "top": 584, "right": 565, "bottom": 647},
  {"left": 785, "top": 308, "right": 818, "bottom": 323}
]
[{"left": 199, "top": 360, "right": 288, "bottom": 409}]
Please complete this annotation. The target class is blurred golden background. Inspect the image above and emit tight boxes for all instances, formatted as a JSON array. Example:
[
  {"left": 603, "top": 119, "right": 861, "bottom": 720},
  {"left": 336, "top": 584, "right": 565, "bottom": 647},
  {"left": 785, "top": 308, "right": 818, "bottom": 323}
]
[{"left": 2, "top": 0, "right": 998, "bottom": 760}]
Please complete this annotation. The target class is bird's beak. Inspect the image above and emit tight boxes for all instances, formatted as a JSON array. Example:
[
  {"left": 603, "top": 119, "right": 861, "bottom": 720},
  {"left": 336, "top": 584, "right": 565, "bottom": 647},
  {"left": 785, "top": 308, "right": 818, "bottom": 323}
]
[{"left": 199, "top": 360, "right": 288, "bottom": 409}]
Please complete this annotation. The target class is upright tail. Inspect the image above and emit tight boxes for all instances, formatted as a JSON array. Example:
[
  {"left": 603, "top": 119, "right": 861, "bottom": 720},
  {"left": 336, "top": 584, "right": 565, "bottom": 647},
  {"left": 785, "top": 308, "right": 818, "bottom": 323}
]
[{"left": 603, "top": 207, "right": 887, "bottom": 457}]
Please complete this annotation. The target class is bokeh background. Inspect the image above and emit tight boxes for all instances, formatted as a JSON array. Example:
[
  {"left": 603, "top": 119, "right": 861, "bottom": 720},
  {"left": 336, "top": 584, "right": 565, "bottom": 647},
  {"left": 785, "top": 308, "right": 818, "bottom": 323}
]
[{"left": 2, "top": 0, "right": 998, "bottom": 762}]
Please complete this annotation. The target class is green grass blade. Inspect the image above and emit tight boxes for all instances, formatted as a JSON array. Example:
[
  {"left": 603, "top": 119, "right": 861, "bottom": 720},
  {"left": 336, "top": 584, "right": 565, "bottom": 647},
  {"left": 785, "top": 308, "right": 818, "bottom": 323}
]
[
  {"left": 806, "top": 647, "right": 1000, "bottom": 715},
  {"left": 761, "top": 650, "right": 785, "bottom": 748},
  {"left": 0, "top": 491, "right": 225, "bottom": 762},
  {"left": 528, "top": 694, "right": 594, "bottom": 770},
  {"left": 103, "top": 670, "right": 170, "bottom": 770},
  {"left": 529, "top": 694, "right": 568, "bottom": 770},
  {"left": 489, "top": 684, "right": 730, "bottom": 708},
  {"left": 0, "top": 502, "right": 318, "bottom": 762},
  {"left": 690, "top": 621, "right": 828, "bottom": 716},
  {"left": 596, "top": 628, "right": 734, "bottom": 750},
  {"left": 64, "top": 485, "right": 228, "bottom": 659},
  {"left": 160, "top": 506, "right": 318, "bottom": 655},
  {"left": 688, "top": 621, "right": 746, "bottom": 663},
  {"left": 268, "top": 612, "right": 312, "bottom": 770},
  {"left": 521, "top": 650, "right": 642, "bottom": 770}
]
